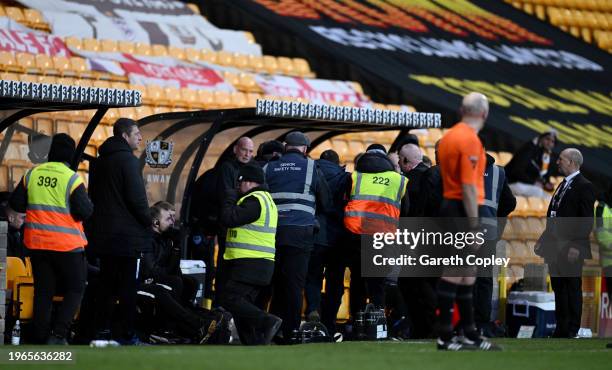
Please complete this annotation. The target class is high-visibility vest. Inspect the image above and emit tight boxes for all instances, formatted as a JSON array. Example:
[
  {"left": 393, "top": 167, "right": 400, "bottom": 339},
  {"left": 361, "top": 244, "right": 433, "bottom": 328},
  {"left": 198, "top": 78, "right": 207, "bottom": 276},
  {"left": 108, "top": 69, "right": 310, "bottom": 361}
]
[
  {"left": 24, "top": 162, "right": 88, "bottom": 252},
  {"left": 225, "top": 190, "right": 278, "bottom": 261},
  {"left": 595, "top": 202, "right": 612, "bottom": 268},
  {"left": 344, "top": 171, "right": 407, "bottom": 235}
]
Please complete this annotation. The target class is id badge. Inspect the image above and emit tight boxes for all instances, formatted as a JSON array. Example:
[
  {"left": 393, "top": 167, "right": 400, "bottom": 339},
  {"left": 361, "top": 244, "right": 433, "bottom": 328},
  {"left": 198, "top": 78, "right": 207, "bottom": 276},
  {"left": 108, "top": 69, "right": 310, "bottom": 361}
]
[{"left": 550, "top": 211, "right": 556, "bottom": 218}]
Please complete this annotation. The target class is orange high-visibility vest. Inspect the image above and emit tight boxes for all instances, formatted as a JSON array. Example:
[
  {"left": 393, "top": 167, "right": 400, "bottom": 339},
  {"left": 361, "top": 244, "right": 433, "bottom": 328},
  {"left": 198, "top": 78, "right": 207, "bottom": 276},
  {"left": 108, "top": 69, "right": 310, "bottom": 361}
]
[
  {"left": 24, "top": 162, "right": 88, "bottom": 252},
  {"left": 344, "top": 171, "right": 407, "bottom": 235}
]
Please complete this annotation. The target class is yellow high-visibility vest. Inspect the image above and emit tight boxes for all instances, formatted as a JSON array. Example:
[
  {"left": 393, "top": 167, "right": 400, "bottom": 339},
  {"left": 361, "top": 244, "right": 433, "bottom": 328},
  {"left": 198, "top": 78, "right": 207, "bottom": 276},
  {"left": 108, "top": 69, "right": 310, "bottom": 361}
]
[{"left": 225, "top": 190, "right": 278, "bottom": 261}]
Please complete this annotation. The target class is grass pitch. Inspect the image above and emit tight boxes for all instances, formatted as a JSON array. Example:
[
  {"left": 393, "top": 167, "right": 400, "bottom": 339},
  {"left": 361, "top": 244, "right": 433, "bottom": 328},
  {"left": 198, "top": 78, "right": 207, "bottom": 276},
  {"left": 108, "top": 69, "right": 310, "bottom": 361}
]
[{"left": 3, "top": 339, "right": 611, "bottom": 370}]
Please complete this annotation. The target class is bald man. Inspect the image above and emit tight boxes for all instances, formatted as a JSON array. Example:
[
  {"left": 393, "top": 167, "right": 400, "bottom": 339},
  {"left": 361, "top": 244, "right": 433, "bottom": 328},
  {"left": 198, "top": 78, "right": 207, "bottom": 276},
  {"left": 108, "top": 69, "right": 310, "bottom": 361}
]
[
  {"left": 435, "top": 92, "right": 500, "bottom": 350},
  {"left": 214, "top": 136, "right": 255, "bottom": 303},
  {"left": 536, "top": 148, "right": 595, "bottom": 338},
  {"left": 399, "top": 143, "right": 428, "bottom": 217}
]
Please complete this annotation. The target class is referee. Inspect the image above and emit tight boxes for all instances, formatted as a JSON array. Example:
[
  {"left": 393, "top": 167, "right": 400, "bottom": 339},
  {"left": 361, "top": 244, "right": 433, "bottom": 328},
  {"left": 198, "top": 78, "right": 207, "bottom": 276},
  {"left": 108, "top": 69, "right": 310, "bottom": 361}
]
[{"left": 435, "top": 92, "right": 500, "bottom": 351}]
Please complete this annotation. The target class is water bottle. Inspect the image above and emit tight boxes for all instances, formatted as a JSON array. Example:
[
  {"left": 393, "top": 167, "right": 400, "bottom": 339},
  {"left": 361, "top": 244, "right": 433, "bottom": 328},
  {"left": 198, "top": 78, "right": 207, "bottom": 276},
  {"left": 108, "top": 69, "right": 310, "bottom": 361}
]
[{"left": 11, "top": 320, "right": 21, "bottom": 345}]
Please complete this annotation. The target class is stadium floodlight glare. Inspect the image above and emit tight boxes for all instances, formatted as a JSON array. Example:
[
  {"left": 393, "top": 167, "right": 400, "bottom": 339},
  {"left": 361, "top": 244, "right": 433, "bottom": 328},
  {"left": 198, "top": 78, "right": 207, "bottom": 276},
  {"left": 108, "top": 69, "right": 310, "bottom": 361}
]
[
  {"left": 255, "top": 99, "right": 441, "bottom": 128},
  {"left": 0, "top": 80, "right": 142, "bottom": 107}
]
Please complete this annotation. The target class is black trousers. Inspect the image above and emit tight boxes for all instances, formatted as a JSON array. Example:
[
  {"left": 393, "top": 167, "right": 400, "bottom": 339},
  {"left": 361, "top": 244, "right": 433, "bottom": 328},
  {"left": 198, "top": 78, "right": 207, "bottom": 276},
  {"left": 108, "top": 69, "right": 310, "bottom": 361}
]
[
  {"left": 473, "top": 276, "right": 493, "bottom": 327},
  {"left": 398, "top": 277, "right": 438, "bottom": 338},
  {"left": 550, "top": 276, "right": 583, "bottom": 337},
  {"left": 320, "top": 244, "right": 349, "bottom": 335},
  {"left": 220, "top": 279, "right": 269, "bottom": 345},
  {"left": 29, "top": 250, "right": 87, "bottom": 342},
  {"left": 138, "top": 283, "right": 203, "bottom": 338},
  {"left": 270, "top": 245, "right": 311, "bottom": 340},
  {"left": 95, "top": 255, "right": 137, "bottom": 340}
]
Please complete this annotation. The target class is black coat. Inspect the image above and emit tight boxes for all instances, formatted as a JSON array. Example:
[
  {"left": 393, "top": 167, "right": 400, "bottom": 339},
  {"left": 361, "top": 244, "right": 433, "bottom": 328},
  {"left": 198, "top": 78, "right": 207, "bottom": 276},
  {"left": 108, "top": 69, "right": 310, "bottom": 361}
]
[
  {"left": 537, "top": 173, "right": 595, "bottom": 262},
  {"left": 314, "top": 159, "right": 350, "bottom": 247},
  {"left": 140, "top": 231, "right": 181, "bottom": 282},
  {"left": 505, "top": 141, "right": 558, "bottom": 185},
  {"left": 86, "top": 136, "right": 152, "bottom": 257},
  {"left": 403, "top": 161, "right": 429, "bottom": 217},
  {"left": 422, "top": 165, "right": 442, "bottom": 217}
]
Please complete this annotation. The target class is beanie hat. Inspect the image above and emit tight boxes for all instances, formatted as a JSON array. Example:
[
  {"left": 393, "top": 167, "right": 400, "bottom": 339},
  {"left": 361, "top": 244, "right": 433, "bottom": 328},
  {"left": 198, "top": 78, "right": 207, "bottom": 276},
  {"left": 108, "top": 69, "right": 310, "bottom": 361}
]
[
  {"left": 261, "top": 140, "right": 285, "bottom": 156},
  {"left": 366, "top": 143, "right": 387, "bottom": 155},
  {"left": 238, "top": 163, "right": 265, "bottom": 184},
  {"left": 48, "top": 133, "right": 76, "bottom": 163},
  {"left": 285, "top": 131, "right": 311, "bottom": 147}
]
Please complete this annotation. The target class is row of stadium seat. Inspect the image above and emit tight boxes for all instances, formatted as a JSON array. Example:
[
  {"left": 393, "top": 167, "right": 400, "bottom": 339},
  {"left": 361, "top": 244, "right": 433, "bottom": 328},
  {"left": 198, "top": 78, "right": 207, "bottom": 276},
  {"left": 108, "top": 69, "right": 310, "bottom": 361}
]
[
  {"left": 511, "top": 0, "right": 612, "bottom": 12},
  {"left": 63, "top": 37, "right": 314, "bottom": 78},
  {"left": 507, "top": 0, "right": 612, "bottom": 52},
  {"left": 0, "top": 5, "right": 48, "bottom": 30}
]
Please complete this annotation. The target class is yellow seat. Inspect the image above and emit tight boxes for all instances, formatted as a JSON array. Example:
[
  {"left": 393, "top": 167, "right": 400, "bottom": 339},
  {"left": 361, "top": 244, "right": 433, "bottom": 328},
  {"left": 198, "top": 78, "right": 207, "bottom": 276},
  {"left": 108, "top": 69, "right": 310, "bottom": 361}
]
[
  {"left": 525, "top": 217, "right": 545, "bottom": 240},
  {"left": 331, "top": 139, "right": 349, "bottom": 161},
  {"left": 214, "top": 90, "right": 232, "bottom": 108},
  {"left": 69, "top": 57, "right": 92, "bottom": 78},
  {"left": 119, "top": 41, "right": 136, "bottom": 54},
  {"left": 262, "top": 55, "right": 279, "bottom": 74},
  {"left": 151, "top": 44, "right": 168, "bottom": 57},
  {"left": 135, "top": 43, "right": 152, "bottom": 56},
  {"left": 52, "top": 56, "right": 74, "bottom": 77},
  {"left": 7, "top": 256, "right": 34, "bottom": 320},
  {"left": 37, "top": 75, "right": 57, "bottom": 84},
  {"left": 243, "top": 31, "right": 256, "bottom": 43},
  {"left": 64, "top": 36, "right": 82, "bottom": 50},
  {"left": 19, "top": 74, "right": 39, "bottom": 83},
  {"left": 198, "top": 89, "right": 215, "bottom": 108},
  {"left": 277, "top": 57, "right": 295, "bottom": 76},
  {"left": 134, "top": 106, "right": 153, "bottom": 120},
  {"left": 216, "top": 51, "right": 235, "bottom": 66},
  {"left": 180, "top": 88, "right": 199, "bottom": 108},
  {"left": 246, "top": 92, "right": 262, "bottom": 107},
  {"left": 183, "top": 47, "right": 199, "bottom": 62},
  {"left": 16, "top": 52, "right": 37, "bottom": 74},
  {"left": 5, "top": 7, "right": 25, "bottom": 23},
  {"left": 247, "top": 55, "right": 264, "bottom": 72},
  {"left": 233, "top": 53, "right": 250, "bottom": 69},
  {"left": 100, "top": 39, "right": 118, "bottom": 53},
  {"left": 510, "top": 196, "right": 530, "bottom": 217},
  {"left": 488, "top": 151, "right": 500, "bottom": 165},
  {"left": 0, "top": 72, "right": 20, "bottom": 81},
  {"left": 293, "top": 58, "right": 313, "bottom": 77},
  {"left": 144, "top": 85, "right": 167, "bottom": 106},
  {"left": 35, "top": 54, "right": 57, "bottom": 75},
  {"left": 23, "top": 8, "right": 46, "bottom": 28},
  {"left": 222, "top": 71, "right": 240, "bottom": 89},
  {"left": 238, "top": 73, "right": 260, "bottom": 92},
  {"left": 200, "top": 50, "right": 218, "bottom": 64},
  {"left": 230, "top": 92, "right": 248, "bottom": 108},
  {"left": 0, "top": 51, "right": 18, "bottom": 72},
  {"left": 82, "top": 38, "right": 101, "bottom": 52},
  {"left": 164, "top": 86, "right": 182, "bottom": 107},
  {"left": 527, "top": 196, "right": 548, "bottom": 217}
]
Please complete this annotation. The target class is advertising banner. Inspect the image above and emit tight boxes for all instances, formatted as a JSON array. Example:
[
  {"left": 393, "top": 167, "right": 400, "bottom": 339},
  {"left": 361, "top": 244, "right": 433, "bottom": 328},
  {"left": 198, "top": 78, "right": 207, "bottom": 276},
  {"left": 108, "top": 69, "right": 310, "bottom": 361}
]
[
  {"left": 227, "top": 0, "right": 612, "bottom": 179},
  {"left": 17, "top": 0, "right": 261, "bottom": 54}
]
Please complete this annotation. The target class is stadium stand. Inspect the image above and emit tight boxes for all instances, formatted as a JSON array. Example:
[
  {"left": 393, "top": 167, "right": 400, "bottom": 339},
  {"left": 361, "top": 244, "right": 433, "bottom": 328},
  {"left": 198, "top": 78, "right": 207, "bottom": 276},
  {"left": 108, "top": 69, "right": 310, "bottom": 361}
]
[{"left": 506, "top": 0, "right": 612, "bottom": 51}]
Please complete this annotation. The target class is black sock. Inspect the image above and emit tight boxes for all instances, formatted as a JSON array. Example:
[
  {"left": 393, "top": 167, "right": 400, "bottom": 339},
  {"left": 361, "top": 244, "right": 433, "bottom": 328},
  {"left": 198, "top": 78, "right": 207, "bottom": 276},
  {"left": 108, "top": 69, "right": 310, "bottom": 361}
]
[
  {"left": 456, "top": 284, "right": 478, "bottom": 340},
  {"left": 436, "top": 280, "right": 457, "bottom": 341}
]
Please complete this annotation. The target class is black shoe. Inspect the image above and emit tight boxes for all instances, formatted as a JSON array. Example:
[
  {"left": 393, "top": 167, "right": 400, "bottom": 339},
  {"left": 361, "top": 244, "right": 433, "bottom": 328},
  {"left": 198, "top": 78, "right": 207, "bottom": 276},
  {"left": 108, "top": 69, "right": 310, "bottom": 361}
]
[
  {"left": 606, "top": 343, "right": 612, "bottom": 348},
  {"left": 262, "top": 315, "right": 282, "bottom": 345},
  {"left": 47, "top": 335, "right": 68, "bottom": 345},
  {"left": 437, "top": 337, "right": 477, "bottom": 351}
]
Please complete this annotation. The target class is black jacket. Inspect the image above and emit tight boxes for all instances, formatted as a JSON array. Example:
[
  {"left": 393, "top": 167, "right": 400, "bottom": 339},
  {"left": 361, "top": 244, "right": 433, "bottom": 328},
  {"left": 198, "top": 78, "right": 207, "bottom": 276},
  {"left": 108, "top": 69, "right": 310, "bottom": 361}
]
[
  {"left": 220, "top": 185, "right": 274, "bottom": 286},
  {"left": 314, "top": 159, "right": 350, "bottom": 247},
  {"left": 505, "top": 141, "right": 558, "bottom": 185},
  {"left": 537, "top": 173, "right": 595, "bottom": 262},
  {"left": 7, "top": 226, "right": 26, "bottom": 260},
  {"left": 86, "top": 136, "right": 152, "bottom": 257},
  {"left": 403, "top": 161, "right": 429, "bottom": 217},
  {"left": 353, "top": 151, "right": 410, "bottom": 216},
  {"left": 271, "top": 151, "right": 333, "bottom": 249},
  {"left": 140, "top": 231, "right": 181, "bottom": 281},
  {"left": 422, "top": 165, "right": 442, "bottom": 217}
]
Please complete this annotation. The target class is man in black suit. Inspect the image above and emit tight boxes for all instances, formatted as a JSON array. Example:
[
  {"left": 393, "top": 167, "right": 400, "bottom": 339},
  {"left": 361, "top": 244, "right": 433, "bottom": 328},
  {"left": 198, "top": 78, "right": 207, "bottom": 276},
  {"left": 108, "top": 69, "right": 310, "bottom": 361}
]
[{"left": 535, "top": 148, "right": 595, "bottom": 338}]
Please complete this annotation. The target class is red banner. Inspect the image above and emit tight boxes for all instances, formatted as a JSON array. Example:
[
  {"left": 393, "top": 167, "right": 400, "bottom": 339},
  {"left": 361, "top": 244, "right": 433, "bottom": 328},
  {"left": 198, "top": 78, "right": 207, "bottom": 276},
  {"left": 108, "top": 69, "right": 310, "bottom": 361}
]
[
  {"left": 0, "top": 29, "right": 71, "bottom": 56},
  {"left": 120, "top": 55, "right": 232, "bottom": 90}
]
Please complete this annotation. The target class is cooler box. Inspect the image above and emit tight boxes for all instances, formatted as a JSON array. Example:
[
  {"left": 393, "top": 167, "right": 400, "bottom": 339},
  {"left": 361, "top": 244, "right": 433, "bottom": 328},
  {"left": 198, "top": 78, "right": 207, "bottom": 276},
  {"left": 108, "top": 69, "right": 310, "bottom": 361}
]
[
  {"left": 180, "top": 260, "right": 206, "bottom": 306},
  {"left": 506, "top": 291, "right": 556, "bottom": 338}
]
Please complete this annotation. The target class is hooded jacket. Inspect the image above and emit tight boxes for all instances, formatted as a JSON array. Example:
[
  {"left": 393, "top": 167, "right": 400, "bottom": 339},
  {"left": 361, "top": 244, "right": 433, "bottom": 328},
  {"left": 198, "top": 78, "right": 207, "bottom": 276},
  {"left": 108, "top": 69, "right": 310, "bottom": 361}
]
[{"left": 86, "top": 136, "right": 152, "bottom": 257}]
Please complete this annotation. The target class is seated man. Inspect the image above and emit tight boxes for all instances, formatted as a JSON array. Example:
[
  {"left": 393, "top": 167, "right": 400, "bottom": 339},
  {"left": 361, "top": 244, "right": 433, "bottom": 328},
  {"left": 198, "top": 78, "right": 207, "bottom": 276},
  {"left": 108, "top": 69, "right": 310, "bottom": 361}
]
[
  {"left": 137, "top": 203, "right": 207, "bottom": 342},
  {"left": 505, "top": 130, "right": 558, "bottom": 198},
  {"left": 0, "top": 192, "right": 26, "bottom": 260}
]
